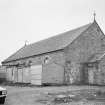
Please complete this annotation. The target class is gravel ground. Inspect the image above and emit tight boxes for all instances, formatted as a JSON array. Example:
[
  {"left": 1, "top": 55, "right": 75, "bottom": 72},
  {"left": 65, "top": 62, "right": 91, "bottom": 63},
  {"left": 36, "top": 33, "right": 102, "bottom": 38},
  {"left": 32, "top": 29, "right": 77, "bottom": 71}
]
[{"left": 1, "top": 85, "right": 105, "bottom": 105}]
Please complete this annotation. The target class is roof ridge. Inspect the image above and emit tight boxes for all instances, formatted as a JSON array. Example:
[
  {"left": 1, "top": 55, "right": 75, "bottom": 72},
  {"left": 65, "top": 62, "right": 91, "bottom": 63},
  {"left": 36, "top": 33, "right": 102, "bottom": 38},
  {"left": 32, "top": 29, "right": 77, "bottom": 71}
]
[
  {"left": 2, "top": 22, "right": 93, "bottom": 63},
  {"left": 27, "top": 22, "right": 92, "bottom": 47}
]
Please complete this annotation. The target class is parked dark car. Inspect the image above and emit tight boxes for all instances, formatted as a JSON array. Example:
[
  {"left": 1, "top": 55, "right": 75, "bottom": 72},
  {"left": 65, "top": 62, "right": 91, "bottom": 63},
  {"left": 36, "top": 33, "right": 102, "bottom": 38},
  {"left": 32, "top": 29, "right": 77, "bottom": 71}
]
[{"left": 0, "top": 86, "right": 7, "bottom": 104}]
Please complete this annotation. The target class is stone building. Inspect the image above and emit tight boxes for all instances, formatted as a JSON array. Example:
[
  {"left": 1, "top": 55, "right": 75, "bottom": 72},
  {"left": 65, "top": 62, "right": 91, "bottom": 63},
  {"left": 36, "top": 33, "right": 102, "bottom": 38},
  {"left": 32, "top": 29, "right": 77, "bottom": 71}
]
[
  {"left": 0, "top": 66, "right": 6, "bottom": 83},
  {"left": 2, "top": 20, "right": 105, "bottom": 85}
]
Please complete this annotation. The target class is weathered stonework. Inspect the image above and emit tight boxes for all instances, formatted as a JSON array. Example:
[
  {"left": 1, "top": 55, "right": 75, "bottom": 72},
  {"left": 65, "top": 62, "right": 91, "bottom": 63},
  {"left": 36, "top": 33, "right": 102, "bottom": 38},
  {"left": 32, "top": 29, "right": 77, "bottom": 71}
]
[
  {"left": 3, "top": 50, "right": 65, "bottom": 84},
  {"left": 2, "top": 21, "right": 105, "bottom": 85},
  {"left": 63, "top": 22, "right": 105, "bottom": 84}
]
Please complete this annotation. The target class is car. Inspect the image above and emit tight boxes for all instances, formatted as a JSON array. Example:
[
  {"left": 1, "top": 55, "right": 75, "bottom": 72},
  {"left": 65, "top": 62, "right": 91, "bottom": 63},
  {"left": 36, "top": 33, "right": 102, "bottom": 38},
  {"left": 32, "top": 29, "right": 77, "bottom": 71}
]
[{"left": 0, "top": 86, "right": 7, "bottom": 104}]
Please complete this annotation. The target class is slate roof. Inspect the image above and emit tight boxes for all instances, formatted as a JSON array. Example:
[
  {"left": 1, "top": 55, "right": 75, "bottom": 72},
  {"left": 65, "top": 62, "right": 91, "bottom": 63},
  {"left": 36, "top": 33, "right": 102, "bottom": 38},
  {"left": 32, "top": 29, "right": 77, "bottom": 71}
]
[{"left": 3, "top": 22, "right": 92, "bottom": 63}]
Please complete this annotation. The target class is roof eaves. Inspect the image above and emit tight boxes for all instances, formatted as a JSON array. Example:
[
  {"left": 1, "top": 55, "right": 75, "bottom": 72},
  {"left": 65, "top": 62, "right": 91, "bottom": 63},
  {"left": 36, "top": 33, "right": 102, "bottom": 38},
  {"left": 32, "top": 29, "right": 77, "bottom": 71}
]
[
  {"left": 2, "top": 22, "right": 93, "bottom": 64},
  {"left": 2, "top": 48, "right": 64, "bottom": 64}
]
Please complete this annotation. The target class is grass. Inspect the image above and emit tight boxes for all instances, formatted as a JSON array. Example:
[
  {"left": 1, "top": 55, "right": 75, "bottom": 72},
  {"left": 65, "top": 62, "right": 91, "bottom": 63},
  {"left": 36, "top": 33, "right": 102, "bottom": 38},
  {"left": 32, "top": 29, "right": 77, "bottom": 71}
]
[
  {"left": 36, "top": 89, "right": 105, "bottom": 105},
  {"left": 4, "top": 85, "right": 105, "bottom": 105}
]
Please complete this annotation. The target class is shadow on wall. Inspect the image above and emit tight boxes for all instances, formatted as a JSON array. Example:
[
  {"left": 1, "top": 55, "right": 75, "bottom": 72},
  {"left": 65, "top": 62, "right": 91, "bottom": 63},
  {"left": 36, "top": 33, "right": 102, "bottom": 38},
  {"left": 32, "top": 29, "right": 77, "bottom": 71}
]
[{"left": 0, "top": 73, "right": 7, "bottom": 84}]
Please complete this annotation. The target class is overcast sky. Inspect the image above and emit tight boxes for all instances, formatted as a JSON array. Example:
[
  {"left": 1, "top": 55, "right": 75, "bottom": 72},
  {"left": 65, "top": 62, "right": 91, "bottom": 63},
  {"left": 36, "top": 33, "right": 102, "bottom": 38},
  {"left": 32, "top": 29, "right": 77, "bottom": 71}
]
[{"left": 0, "top": 0, "right": 105, "bottom": 64}]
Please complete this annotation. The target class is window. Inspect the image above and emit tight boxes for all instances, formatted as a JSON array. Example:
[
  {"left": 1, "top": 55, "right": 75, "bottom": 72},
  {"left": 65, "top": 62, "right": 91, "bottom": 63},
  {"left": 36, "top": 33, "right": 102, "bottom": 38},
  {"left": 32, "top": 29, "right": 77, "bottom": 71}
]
[{"left": 44, "top": 56, "right": 50, "bottom": 64}]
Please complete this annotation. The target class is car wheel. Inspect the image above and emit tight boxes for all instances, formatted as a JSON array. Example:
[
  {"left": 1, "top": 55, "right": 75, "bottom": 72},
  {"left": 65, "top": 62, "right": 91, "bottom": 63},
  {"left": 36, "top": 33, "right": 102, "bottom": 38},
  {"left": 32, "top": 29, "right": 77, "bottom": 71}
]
[{"left": 0, "top": 97, "right": 5, "bottom": 104}]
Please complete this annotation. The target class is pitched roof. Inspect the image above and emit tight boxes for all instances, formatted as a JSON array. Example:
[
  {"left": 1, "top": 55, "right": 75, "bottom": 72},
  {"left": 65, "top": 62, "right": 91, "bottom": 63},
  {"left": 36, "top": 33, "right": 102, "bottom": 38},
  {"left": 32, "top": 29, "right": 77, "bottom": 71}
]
[{"left": 3, "top": 22, "right": 92, "bottom": 63}]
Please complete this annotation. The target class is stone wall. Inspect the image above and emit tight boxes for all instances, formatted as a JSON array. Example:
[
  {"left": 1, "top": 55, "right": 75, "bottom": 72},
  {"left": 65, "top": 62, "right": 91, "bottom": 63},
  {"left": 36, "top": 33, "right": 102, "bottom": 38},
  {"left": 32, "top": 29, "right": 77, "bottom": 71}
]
[
  {"left": 64, "top": 22, "right": 105, "bottom": 84},
  {"left": 3, "top": 50, "right": 65, "bottom": 85},
  {"left": 98, "top": 57, "right": 105, "bottom": 85},
  {"left": 3, "top": 22, "right": 105, "bottom": 85}
]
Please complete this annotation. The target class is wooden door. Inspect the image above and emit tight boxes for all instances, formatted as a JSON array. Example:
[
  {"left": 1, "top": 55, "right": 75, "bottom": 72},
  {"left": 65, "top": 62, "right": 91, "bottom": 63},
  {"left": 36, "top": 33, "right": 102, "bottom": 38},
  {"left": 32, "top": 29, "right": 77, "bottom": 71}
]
[{"left": 30, "top": 65, "right": 42, "bottom": 85}]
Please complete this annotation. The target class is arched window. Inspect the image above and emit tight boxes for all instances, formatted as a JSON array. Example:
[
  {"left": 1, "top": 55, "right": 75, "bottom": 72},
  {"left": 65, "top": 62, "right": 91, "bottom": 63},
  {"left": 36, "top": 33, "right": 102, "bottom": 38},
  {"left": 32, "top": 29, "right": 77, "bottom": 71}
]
[{"left": 44, "top": 56, "right": 50, "bottom": 64}]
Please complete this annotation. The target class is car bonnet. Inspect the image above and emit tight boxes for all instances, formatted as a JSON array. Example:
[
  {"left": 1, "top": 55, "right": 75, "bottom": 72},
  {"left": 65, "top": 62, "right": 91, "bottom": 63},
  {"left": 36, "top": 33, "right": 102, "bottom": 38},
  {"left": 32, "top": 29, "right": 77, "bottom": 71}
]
[{"left": 0, "top": 86, "right": 6, "bottom": 91}]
